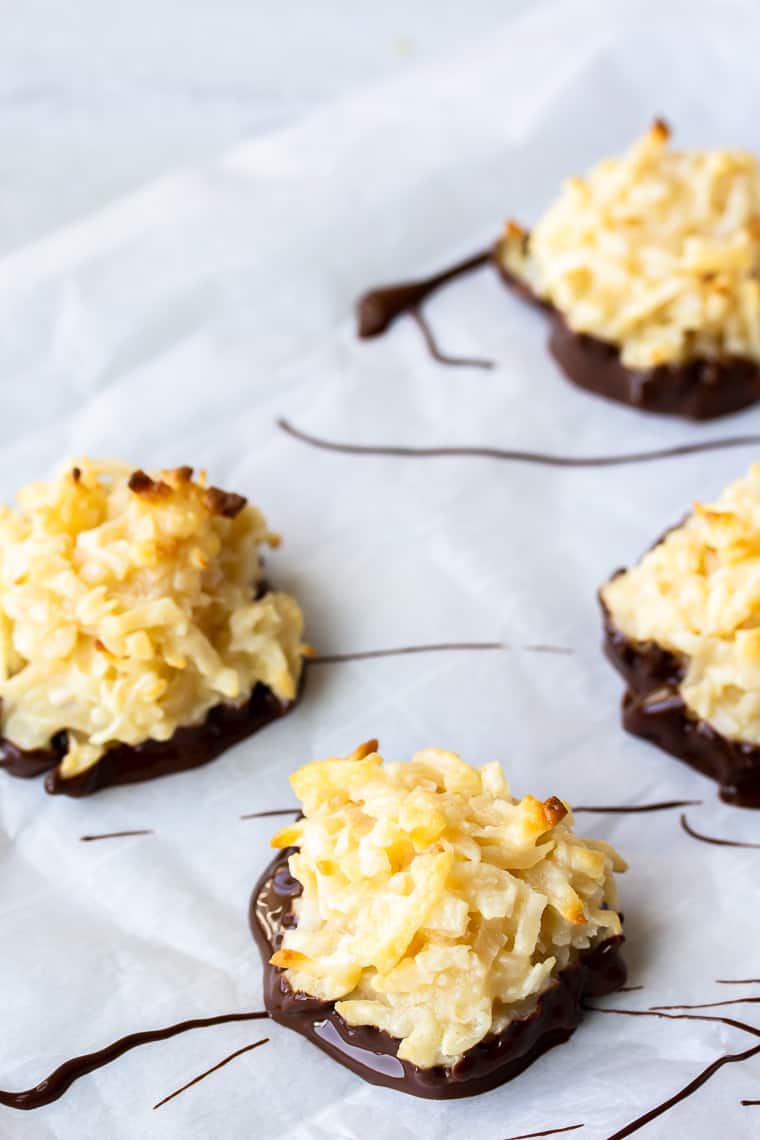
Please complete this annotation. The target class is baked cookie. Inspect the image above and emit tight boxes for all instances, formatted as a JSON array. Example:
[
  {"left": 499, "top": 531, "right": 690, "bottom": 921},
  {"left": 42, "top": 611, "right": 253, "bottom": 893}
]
[
  {"left": 602, "top": 463, "right": 760, "bottom": 806},
  {"left": 0, "top": 460, "right": 306, "bottom": 795},
  {"left": 252, "top": 741, "right": 626, "bottom": 1098},
  {"left": 498, "top": 121, "right": 760, "bottom": 418}
]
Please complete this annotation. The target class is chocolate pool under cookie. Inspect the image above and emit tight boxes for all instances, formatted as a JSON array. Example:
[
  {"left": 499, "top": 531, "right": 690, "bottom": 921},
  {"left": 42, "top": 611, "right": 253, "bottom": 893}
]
[
  {"left": 0, "top": 459, "right": 307, "bottom": 795},
  {"left": 601, "top": 463, "right": 760, "bottom": 806},
  {"left": 251, "top": 741, "right": 626, "bottom": 1098}
]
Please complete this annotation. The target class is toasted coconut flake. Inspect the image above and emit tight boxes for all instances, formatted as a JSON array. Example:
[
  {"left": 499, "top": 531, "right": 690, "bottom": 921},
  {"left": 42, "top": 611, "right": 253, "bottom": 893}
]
[
  {"left": 202, "top": 487, "right": 248, "bottom": 519},
  {"left": 270, "top": 949, "right": 310, "bottom": 970},
  {"left": 271, "top": 823, "right": 303, "bottom": 849},
  {"left": 542, "top": 795, "right": 568, "bottom": 827},
  {"left": 127, "top": 470, "right": 171, "bottom": 497},
  {"left": 350, "top": 738, "right": 379, "bottom": 762},
  {"left": 169, "top": 465, "right": 194, "bottom": 484}
]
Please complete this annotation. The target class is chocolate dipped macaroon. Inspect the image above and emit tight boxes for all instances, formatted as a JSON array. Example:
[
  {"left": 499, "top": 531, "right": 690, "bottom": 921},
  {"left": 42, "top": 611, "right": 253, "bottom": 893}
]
[
  {"left": 251, "top": 740, "right": 626, "bottom": 1098},
  {"left": 601, "top": 463, "right": 760, "bottom": 806},
  {"left": 497, "top": 120, "right": 760, "bottom": 419},
  {"left": 0, "top": 459, "right": 307, "bottom": 795}
]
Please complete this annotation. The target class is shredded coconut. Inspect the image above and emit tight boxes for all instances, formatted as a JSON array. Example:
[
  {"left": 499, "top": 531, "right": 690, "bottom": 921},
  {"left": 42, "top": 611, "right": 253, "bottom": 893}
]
[
  {"left": 270, "top": 741, "right": 625, "bottom": 1070},
  {"left": 603, "top": 462, "right": 760, "bottom": 745},
  {"left": 499, "top": 121, "right": 760, "bottom": 369},
  {"left": 0, "top": 459, "right": 305, "bottom": 777}
]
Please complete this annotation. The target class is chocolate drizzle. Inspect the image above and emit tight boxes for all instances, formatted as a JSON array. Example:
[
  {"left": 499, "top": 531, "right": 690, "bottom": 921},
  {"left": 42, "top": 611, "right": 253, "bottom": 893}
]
[
  {"left": 408, "top": 308, "right": 494, "bottom": 370},
  {"left": 278, "top": 417, "right": 760, "bottom": 470},
  {"left": 589, "top": 1004, "right": 760, "bottom": 1138},
  {"left": 356, "top": 249, "right": 493, "bottom": 369},
  {"left": 0, "top": 681, "right": 299, "bottom": 798},
  {"left": 357, "top": 249, "right": 491, "bottom": 336},
  {"left": 651, "top": 997, "right": 760, "bottom": 1012},
  {"left": 573, "top": 800, "right": 701, "bottom": 815},
  {"left": 0, "top": 1011, "right": 268, "bottom": 1111},
  {"left": 307, "top": 641, "right": 573, "bottom": 663},
  {"left": 250, "top": 848, "right": 626, "bottom": 1099},
  {"left": 240, "top": 808, "right": 300, "bottom": 820},
  {"left": 80, "top": 829, "right": 154, "bottom": 842},
  {"left": 503, "top": 1126, "right": 584, "bottom": 1140},
  {"left": 607, "top": 1041, "right": 760, "bottom": 1137},
  {"left": 308, "top": 641, "right": 503, "bottom": 663},
  {"left": 590, "top": 1003, "right": 760, "bottom": 1041},
  {"left": 602, "top": 595, "right": 760, "bottom": 807},
  {"left": 152, "top": 1037, "right": 269, "bottom": 1110},
  {"left": 680, "top": 813, "right": 760, "bottom": 849}
]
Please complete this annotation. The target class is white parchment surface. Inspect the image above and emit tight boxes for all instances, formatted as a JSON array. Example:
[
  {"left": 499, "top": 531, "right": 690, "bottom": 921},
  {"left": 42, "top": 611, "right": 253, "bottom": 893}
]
[{"left": 3, "top": 1, "right": 760, "bottom": 1136}]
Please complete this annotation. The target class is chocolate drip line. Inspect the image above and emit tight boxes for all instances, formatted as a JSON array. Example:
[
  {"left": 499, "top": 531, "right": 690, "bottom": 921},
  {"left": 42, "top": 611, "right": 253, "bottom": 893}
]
[
  {"left": 278, "top": 418, "right": 760, "bottom": 470},
  {"left": 717, "top": 978, "right": 760, "bottom": 985},
  {"left": 409, "top": 308, "right": 494, "bottom": 370},
  {"left": 573, "top": 800, "right": 701, "bottom": 815},
  {"left": 356, "top": 249, "right": 491, "bottom": 337},
  {"left": 502, "top": 1125, "right": 584, "bottom": 1140},
  {"left": 153, "top": 1037, "right": 269, "bottom": 1110},
  {"left": 589, "top": 1003, "right": 760, "bottom": 1040},
  {"left": 307, "top": 642, "right": 572, "bottom": 663},
  {"left": 742, "top": 1099, "right": 760, "bottom": 1106},
  {"left": 240, "top": 808, "right": 300, "bottom": 820},
  {"left": 309, "top": 641, "right": 503, "bottom": 663},
  {"left": 651, "top": 998, "right": 760, "bottom": 1012},
  {"left": 680, "top": 813, "right": 760, "bottom": 848},
  {"left": 589, "top": 1005, "right": 760, "bottom": 1138},
  {"left": 80, "top": 829, "right": 154, "bottom": 842},
  {"left": 0, "top": 1011, "right": 268, "bottom": 1110},
  {"left": 356, "top": 249, "right": 494, "bottom": 369},
  {"left": 606, "top": 1041, "right": 760, "bottom": 1138}
]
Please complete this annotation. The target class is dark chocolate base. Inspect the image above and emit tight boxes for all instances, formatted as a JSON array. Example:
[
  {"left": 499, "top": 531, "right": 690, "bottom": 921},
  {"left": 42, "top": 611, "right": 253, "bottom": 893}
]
[
  {"left": 497, "top": 258, "right": 760, "bottom": 420},
  {"left": 0, "top": 682, "right": 298, "bottom": 797},
  {"left": 601, "top": 594, "right": 760, "bottom": 807},
  {"left": 250, "top": 849, "right": 626, "bottom": 1099}
]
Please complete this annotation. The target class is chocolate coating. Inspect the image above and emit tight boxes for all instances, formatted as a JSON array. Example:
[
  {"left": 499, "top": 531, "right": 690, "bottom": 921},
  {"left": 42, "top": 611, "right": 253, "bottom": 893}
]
[
  {"left": 250, "top": 849, "right": 626, "bottom": 1099},
  {"left": 498, "top": 260, "right": 760, "bottom": 420},
  {"left": 601, "top": 595, "right": 760, "bottom": 807},
  {"left": 0, "top": 683, "right": 298, "bottom": 798},
  {"left": 0, "top": 580, "right": 301, "bottom": 796}
]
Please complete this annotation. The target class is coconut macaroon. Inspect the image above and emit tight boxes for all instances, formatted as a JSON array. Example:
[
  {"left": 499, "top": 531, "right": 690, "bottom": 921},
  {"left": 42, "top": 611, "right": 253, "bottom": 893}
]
[
  {"left": 497, "top": 121, "right": 760, "bottom": 418},
  {"left": 263, "top": 742, "right": 625, "bottom": 1084},
  {"left": 602, "top": 463, "right": 760, "bottom": 744},
  {"left": 602, "top": 463, "right": 760, "bottom": 806},
  {"left": 602, "top": 464, "right": 760, "bottom": 798},
  {"left": 0, "top": 459, "right": 306, "bottom": 794}
]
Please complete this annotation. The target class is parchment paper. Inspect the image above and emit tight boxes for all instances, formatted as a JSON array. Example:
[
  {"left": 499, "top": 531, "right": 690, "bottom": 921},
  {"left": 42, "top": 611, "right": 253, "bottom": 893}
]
[{"left": 3, "top": 1, "right": 760, "bottom": 1136}]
